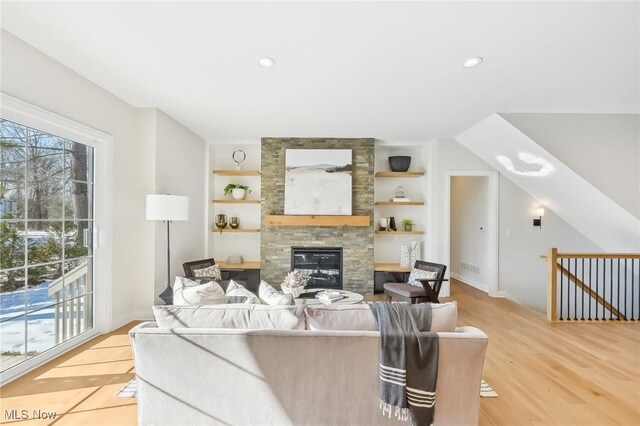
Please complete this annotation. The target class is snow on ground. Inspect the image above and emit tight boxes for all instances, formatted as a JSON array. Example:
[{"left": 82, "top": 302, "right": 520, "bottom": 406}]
[{"left": 0, "top": 282, "right": 57, "bottom": 354}]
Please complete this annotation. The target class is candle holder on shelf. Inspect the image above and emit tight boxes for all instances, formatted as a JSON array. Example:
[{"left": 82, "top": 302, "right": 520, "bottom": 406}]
[{"left": 230, "top": 217, "right": 240, "bottom": 229}]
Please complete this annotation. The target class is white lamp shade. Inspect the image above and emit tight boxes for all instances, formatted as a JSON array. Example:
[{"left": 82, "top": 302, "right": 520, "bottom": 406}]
[
  {"left": 536, "top": 207, "right": 545, "bottom": 217},
  {"left": 146, "top": 194, "right": 189, "bottom": 221}
]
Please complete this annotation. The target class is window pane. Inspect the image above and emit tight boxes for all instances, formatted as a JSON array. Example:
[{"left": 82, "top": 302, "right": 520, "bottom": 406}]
[
  {"left": 0, "top": 221, "right": 25, "bottom": 269},
  {"left": 1, "top": 270, "right": 26, "bottom": 320},
  {"left": 27, "top": 307, "right": 55, "bottom": 358},
  {"left": 64, "top": 181, "right": 92, "bottom": 220},
  {"left": 27, "top": 131, "right": 64, "bottom": 178},
  {"left": 27, "top": 222, "right": 62, "bottom": 265},
  {"left": 64, "top": 221, "right": 92, "bottom": 258},
  {"left": 1, "top": 170, "right": 25, "bottom": 219},
  {"left": 26, "top": 263, "right": 60, "bottom": 312},
  {"left": 27, "top": 174, "right": 64, "bottom": 220},
  {"left": 0, "top": 315, "right": 26, "bottom": 372},
  {"left": 64, "top": 258, "right": 92, "bottom": 299},
  {"left": 0, "top": 119, "right": 26, "bottom": 172},
  {"left": 65, "top": 141, "right": 93, "bottom": 183}
]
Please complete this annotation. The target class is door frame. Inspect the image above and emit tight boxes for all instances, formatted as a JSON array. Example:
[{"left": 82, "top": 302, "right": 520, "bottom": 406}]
[
  {"left": 444, "top": 170, "right": 499, "bottom": 297},
  {"left": 0, "top": 93, "right": 114, "bottom": 384}
]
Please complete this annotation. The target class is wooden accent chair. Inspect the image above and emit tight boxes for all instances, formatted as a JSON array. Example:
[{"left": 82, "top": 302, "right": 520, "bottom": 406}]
[
  {"left": 182, "top": 258, "right": 216, "bottom": 278},
  {"left": 383, "top": 260, "right": 448, "bottom": 304}
]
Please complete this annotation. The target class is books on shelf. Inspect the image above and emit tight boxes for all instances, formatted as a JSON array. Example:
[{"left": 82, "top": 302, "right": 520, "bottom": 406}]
[
  {"left": 316, "top": 290, "right": 345, "bottom": 304},
  {"left": 392, "top": 197, "right": 411, "bottom": 202}
]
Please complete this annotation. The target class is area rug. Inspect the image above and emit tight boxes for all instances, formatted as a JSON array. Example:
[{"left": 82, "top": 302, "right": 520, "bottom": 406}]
[
  {"left": 480, "top": 379, "right": 499, "bottom": 397},
  {"left": 116, "top": 378, "right": 499, "bottom": 399},
  {"left": 115, "top": 378, "right": 138, "bottom": 398}
]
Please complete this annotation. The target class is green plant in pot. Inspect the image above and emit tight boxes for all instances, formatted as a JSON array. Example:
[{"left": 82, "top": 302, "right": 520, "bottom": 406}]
[
  {"left": 224, "top": 184, "right": 252, "bottom": 200},
  {"left": 401, "top": 219, "right": 415, "bottom": 232}
]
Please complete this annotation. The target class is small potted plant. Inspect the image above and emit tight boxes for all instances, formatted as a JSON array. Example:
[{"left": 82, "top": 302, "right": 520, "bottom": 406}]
[
  {"left": 224, "top": 183, "right": 252, "bottom": 200},
  {"left": 281, "top": 270, "right": 309, "bottom": 298},
  {"left": 401, "top": 219, "right": 415, "bottom": 232}
]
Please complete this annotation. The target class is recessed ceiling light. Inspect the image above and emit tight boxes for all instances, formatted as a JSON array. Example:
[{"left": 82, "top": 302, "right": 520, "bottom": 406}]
[
  {"left": 259, "top": 57, "right": 275, "bottom": 68},
  {"left": 463, "top": 57, "right": 483, "bottom": 68}
]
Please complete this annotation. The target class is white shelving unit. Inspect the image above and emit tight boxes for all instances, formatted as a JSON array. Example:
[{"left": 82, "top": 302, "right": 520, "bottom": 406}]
[
  {"left": 207, "top": 144, "right": 261, "bottom": 263},
  {"left": 374, "top": 145, "right": 428, "bottom": 266}
]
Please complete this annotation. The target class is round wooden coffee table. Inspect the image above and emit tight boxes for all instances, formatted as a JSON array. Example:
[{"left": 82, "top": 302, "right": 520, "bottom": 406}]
[{"left": 293, "top": 288, "right": 365, "bottom": 305}]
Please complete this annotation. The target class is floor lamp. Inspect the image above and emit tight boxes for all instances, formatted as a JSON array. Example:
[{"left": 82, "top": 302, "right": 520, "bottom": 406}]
[{"left": 146, "top": 194, "right": 189, "bottom": 304}]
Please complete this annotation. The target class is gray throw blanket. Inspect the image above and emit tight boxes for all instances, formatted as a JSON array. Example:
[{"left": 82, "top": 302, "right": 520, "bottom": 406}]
[{"left": 369, "top": 302, "right": 439, "bottom": 426}]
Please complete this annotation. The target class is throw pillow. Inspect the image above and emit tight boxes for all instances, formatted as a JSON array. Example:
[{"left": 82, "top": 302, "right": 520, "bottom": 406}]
[
  {"left": 226, "top": 279, "right": 261, "bottom": 304},
  {"left": 259, "top": 280, "right": 294, "bottom": 305},
  {"left": 193, "top": 264, "right": 222, "bottom": 280},
  {"left": 173, "top": 277, "right": 227, "bottom": 305},
  {"left": 407, "top": 268, "right": 438, "bottom": 287}
]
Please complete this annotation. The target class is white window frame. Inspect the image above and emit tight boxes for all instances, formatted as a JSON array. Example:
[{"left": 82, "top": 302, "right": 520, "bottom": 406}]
[{"left": 0, "top": 93, "right": 113, "bottom": 384}]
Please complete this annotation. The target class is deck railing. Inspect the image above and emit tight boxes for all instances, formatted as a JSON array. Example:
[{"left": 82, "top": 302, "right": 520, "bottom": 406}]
[
  {"left": 48, "top": 260, "right": 92, "bottom": 343},
  {"left": 543, "top": 248, "right": 639, "bottom": 321}
]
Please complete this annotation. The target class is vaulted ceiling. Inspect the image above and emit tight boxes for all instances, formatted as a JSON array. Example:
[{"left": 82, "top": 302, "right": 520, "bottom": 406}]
[{"left": 2, "top": 1, "right": 638, "bottom": 142}]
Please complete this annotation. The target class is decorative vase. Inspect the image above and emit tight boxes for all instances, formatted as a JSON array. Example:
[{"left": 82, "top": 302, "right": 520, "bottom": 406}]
[
  {"left": 282, "top": 286, "right": 304, "bottom": 298},
  {"left": 379, "top": 217, "right": 388, "bottom": 231},
  {"left": 400, "top": 245, "right": 411, "bottom": 267},
  {"left": 410, "top": 240, "right": 421, "bottom": 267},
  {"left": 404, "top": 224, "right": 412, "bottom": 232},
  {"left": 230, "top": 217, "right": 240, "bottom": 229},
  {"left": 388, "top": 217, "right": 397, "bottom": 231},
  {"left": 388, "top": 156, "right": 411, "bottom": 172},
  {"left": 231, "top": 188, "right": 246, "bottom": 200},
  {"left": 215, "top": 214, "right": 227, "bottom": 229}
]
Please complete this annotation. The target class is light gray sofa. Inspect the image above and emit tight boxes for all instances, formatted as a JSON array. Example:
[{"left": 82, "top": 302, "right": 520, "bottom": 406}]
[{"left": 130, "top": 303, "right": 488, "bottom": 425}]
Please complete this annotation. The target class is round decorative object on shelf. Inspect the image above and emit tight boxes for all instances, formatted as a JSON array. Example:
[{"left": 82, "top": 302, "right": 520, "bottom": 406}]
[
  {"left": 395, "top": 186, "right": 406, "bottom": 198},
  {"left": 230, "top": 217, "right": 240, "bottom": 229},
  {"left": 388, "top": 156, "right": 411, "bottom": 172},
  {"left": 232, "top": 150, "right": 246, "bottom": 170},
  {"left": 215, "top": 214, "right": 228, "bottom": 229}
]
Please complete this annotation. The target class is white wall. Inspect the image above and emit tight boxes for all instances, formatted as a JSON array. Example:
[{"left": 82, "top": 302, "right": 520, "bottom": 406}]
[
  {"left": 450, "top": 177, "right": 491, "bottom": 292},
  {"left": 1, "top": 31, "right": 206, "bottom": 325},
  {"left": 153, "top": 110, "right": 207, "bottom": 305},
  {"left": 501, "top": 113, "right": 640, "bottom": 219},
  {"left": 429, "top": 138, "right": 602, "bottom": 311},
  {"left": 1, "top": 30, "right": 155, "bottom": 326},
  {"left": 498, "top": 177, "right": 600, "bottom": 310}
]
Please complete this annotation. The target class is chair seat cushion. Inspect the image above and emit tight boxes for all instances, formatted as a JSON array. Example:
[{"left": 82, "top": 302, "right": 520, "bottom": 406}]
[{"left": 383, "top": 282, "right": 428, "bottom": 297}]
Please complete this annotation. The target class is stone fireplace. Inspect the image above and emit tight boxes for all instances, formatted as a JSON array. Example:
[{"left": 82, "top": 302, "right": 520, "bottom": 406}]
[
  {"left": 291, "top": 247, "right": 343, "bottom": 289},
  {"left": 260, "top": 137, "right": 374, "bottom": 293}
]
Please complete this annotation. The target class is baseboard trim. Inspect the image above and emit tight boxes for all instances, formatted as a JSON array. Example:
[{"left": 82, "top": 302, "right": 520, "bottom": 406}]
[
  {"left": 112, "top": 310, "right": 153, "bottom": 330},
  {"left": 451, "top": 273, "right": 488, "bottom": 293}
]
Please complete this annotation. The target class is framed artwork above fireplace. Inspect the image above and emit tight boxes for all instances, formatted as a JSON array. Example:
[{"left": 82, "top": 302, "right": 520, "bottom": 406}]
[{"left": 284, "top": 149, "right": 352, "bottom": 215}]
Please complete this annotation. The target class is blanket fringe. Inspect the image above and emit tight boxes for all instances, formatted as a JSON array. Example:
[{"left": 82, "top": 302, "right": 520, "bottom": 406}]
[{"left": 380, "top": 400, "right": 410, "bottom": 422}]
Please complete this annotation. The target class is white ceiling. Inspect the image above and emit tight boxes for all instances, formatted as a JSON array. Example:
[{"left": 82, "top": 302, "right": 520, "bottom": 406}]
[{"left": 1, "top": 1, "right": 638, "bottom": 143}]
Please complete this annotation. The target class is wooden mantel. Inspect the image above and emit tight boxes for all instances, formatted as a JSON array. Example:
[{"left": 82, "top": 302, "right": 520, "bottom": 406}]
[{"left": 264, "top": 215, "right": 370, "bottom": 227}]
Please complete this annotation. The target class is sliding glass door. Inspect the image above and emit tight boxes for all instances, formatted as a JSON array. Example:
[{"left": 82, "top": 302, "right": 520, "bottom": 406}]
[{"left": 0, "top": 119, "right": 95, "bottom": 372}]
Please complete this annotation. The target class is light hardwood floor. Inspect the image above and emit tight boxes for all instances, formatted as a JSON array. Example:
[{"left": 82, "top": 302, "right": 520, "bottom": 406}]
[{"left": 1, "top": 280, "right": 638, "bottom": 425}]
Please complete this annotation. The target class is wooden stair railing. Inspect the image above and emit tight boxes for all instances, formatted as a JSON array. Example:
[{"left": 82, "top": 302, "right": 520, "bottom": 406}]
[{"left": 542, "top": 248, "right": 640, "bottom": 321}]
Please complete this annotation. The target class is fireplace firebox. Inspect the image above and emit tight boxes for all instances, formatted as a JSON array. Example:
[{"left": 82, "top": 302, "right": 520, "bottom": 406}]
[{"left": 291, "top": 247, "right": 343, "bottom": 289}]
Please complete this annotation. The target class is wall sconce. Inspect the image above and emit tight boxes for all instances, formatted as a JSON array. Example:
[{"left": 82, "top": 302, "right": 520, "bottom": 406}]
[{"left": 533, "top": 207, "right": 544, "bottom": 228}]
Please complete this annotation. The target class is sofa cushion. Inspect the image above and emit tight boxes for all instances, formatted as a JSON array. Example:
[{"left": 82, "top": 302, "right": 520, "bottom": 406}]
[
  {"left": 173, "top": 277, "right": 227, "bottom": 305},
  {"left": 304, "top": 301, "right": 457, "bottom": 332},
  {"left": 259, "top": 280, "right": 294, "bottom": 305},
  {"left": 226, "top": 280, "right": 261, "bottom": 304},
  {"left": 152, "top": 304, "right": 307, "bottom": 330}
]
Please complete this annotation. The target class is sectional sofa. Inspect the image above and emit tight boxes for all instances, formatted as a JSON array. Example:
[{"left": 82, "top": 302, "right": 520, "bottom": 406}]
[{"left": 130, "top": 302, "right": 488, "bottom": 425}]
